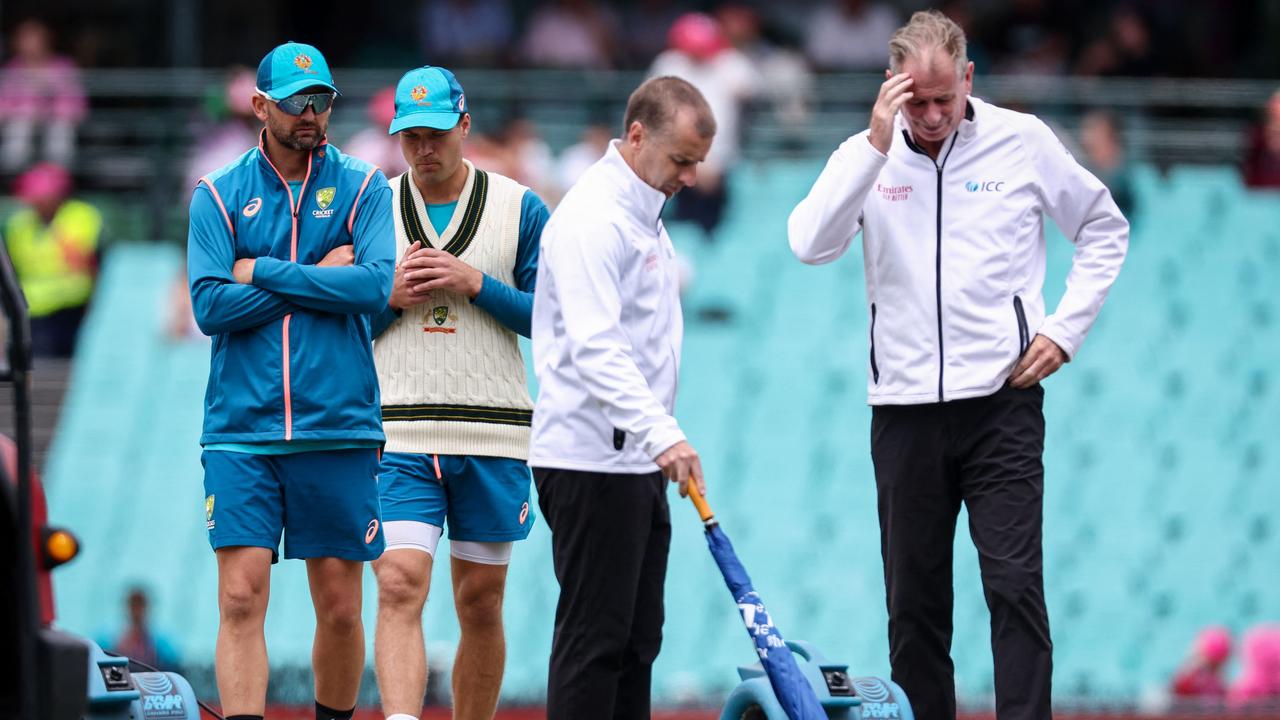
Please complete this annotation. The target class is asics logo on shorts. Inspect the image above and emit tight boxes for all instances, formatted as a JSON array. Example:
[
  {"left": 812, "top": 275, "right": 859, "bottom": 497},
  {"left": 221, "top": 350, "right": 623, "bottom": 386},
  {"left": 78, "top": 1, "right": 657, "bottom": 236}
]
[
  {"left": 365, "top": 519, "right": 380, "bottom": 544},
  {"left": 519, "top": 502, "right": 529, "bottom": 525}
]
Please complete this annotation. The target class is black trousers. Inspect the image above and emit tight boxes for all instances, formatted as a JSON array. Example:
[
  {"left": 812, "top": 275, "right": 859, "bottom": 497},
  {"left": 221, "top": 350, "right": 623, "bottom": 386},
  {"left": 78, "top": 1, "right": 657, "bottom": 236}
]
[
  {"left": 30, "top": 305, "right": 85, "bottom": 357},
  {"left": 871, "top": 384, "right": 1052, "bottom": 720},
  {"left": 534, "top": 467, "right": 671, "bottom": 720}
]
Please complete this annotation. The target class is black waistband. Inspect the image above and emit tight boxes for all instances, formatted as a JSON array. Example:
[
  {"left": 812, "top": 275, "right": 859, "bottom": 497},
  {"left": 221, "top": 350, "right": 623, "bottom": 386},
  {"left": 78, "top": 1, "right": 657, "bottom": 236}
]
[{"left": 381, "top": 403, "right": 532, "bottom": 426}]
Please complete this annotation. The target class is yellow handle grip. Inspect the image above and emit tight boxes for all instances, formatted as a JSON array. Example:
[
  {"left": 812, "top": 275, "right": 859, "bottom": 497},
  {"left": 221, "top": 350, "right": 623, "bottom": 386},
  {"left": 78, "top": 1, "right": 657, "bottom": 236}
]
[{"left": 688, "top": 480, "right": 715, "bottom": 524}]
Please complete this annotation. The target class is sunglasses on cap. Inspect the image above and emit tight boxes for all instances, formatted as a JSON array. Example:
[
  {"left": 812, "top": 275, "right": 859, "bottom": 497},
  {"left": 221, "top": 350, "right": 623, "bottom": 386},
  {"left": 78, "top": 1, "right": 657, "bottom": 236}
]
[{"left": 258, "top": 89, "right": 336, "bottom": 116}]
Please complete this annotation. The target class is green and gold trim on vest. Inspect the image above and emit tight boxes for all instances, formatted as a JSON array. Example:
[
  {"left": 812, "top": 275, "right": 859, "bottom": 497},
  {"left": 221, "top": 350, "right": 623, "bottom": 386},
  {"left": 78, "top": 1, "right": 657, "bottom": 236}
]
[
  {"left": 398, "top": 170, "right": 489, "bottom": 257},
  {"left": 381, "top": 403, "right": 533, "bottom": 427}
]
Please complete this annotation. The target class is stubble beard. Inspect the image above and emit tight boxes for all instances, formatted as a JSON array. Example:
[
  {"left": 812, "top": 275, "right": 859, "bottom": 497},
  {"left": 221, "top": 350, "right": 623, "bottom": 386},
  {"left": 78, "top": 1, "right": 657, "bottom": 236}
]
[{"left": 269, "top": 118, "right": 325, "bottom": 152}]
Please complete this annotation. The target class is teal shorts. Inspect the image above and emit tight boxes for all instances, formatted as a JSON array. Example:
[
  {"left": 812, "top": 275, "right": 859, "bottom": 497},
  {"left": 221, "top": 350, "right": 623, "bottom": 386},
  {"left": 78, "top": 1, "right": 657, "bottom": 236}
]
[
  {"left": 201, "top": 448, "right": 384, "bottom": 562},
  {"left": 378, "top": 453, "right": 534, "bottom": 542}
]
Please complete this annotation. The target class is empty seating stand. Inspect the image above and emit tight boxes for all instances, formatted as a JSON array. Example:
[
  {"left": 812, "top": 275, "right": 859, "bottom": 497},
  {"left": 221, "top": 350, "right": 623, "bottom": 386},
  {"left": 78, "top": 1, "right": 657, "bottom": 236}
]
[{"left": 40, "top": 164, "right": 1280, "bottom": 707}]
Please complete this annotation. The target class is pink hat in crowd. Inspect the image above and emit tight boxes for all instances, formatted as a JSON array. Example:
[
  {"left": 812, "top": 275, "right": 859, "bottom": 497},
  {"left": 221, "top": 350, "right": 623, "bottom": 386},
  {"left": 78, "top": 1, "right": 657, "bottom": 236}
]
[
  {"left": 668, "top": 13, "right": 727, "bottom": 61},
  {"left": 13, "top": 162, "right": 71, "bottom": 204},
  {"left": 1197, "top": 626, "right": 1233, "bottom": 665}
]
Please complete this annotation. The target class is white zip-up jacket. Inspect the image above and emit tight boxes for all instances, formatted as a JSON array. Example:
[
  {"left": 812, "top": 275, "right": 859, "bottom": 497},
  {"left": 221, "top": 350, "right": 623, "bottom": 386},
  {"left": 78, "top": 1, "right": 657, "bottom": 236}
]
[
  {"left": 529, "top": 141, "right": 685, "bottom": 472},
  {"left": 789, "top": 97, "right": 1128, "bottom": 405}
]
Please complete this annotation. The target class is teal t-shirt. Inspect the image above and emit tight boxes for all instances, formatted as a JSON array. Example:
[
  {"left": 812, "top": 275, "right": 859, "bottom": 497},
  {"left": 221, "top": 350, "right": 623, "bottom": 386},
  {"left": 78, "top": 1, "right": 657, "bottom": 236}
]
[{"left": 426, "top": 201, "right": 458, "bottom": 235}]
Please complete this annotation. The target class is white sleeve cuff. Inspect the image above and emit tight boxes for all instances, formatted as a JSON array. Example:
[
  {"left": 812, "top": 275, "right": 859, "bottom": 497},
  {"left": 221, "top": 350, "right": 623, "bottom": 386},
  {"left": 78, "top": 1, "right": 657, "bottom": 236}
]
[
  {"left": 1036, "top": 321, "right": 1079, "bottom": 361},
  {"left": 640, "top": 421, "right": 687, "bottom": 462}
]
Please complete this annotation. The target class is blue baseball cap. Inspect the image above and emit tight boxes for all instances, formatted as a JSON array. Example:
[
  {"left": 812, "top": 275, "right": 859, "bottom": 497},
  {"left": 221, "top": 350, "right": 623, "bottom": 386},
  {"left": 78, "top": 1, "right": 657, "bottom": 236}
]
[
  {"left": 256, "top": 41, "right": 340, "bottom": 101},
  {"left": 389, "top": 66, "right": 467, "bottom": 135}
]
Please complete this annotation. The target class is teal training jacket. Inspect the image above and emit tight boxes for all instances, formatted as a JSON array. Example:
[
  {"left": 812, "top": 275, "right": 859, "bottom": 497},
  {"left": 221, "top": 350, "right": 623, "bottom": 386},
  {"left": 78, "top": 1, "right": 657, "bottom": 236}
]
[{"left": 187, "top": 133, "right": 394, "bottom": 445}]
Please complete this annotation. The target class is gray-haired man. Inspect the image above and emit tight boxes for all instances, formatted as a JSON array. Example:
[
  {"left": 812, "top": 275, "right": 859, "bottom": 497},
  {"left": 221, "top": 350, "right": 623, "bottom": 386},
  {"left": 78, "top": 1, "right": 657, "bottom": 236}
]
[{"left": 789, "top": 10, "right": 1129, "bottom": 720}]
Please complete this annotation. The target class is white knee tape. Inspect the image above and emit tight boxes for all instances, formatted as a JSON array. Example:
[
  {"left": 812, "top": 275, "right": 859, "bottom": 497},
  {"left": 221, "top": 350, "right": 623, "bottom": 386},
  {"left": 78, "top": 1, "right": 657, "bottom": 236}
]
[
  {"left": 449, "top": 540, "right": 513, "bottom": 566},
  {"left": 382, "top": 520, "right": 443, "bottom": 557}
]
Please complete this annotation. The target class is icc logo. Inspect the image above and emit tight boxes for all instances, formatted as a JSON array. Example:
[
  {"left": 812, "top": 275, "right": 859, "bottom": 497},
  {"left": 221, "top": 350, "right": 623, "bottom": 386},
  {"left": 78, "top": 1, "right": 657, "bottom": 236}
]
[{"left": 966, "top": 180, "right": 1005, "bottom": 192}]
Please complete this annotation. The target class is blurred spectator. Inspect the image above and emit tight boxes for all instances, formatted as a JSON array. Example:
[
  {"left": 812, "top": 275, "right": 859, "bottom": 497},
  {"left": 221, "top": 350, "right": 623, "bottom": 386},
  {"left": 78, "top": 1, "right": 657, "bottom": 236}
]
[
  {"left": 804, "top": 0, "right": 900, "bottom": 71},
  {"left": 1228, "top": 624, "right": 1280, "bottom": 707},
  {"left": 183, "top": 67, "right": 259, "bottom": 191},
  {"left": 1075, "top": 5, "right": 1159, "bottom": 77},
  {"left": 3, "top": 163, "right": 100, "bottom": 357},
  {"left": 464, "top": 115, "right": 560, "bottom": 203},
  {"left": 979, "top": 0, "right": 1066, "bottom": 76},
  {"left": 557, "top": 122, "right": 611, "bottom": 191},
  {"left": 501, "top": 115, "right": 559, "bottom": 202},
  {"left": 463, "top": 127, "right": 513, "bottom": 176},
  {"left": 104, "top": 586, "right": 180, "bottom": 671},
  {"left": 417, "top": 0, "right": 513, "bottom": 67},
  {"left": 623, "top": 0, "right": 683, "bottom": 66},
  {"left": 520, "top": 0, "right": 620, "bottom": 70},
  {"left": 1170, "top": 626, "right": 1232, "bottom": 698},
  {"left": 717, "top": 5, "right": 812, "bottom": 135},
  {"left": 1079, "top": 110, "right": 1136, "bottom": 218},
  {"left": 0, "top": 19, "right": 87, "bottom": 173},
  {"left": 1243, "top": 90, "right": 1280, "bottom": 189},
  {"left": 1000, "top": 30, "right": 1069, "bottom": 76},
  {"left": 938, "top": 0, "right": 991, "bottom": 74},
  {"left": 342, "top": 86, "right": 409, "bottom": 178},
  {"left": 650, "top": 12, "right": 754, "bottom": 239}
]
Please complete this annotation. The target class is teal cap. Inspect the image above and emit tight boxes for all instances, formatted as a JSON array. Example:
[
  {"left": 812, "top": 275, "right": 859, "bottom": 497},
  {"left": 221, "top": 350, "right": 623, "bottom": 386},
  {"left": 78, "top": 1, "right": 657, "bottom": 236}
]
[
  {"left": 256, "top": 41, "right": 339, "bottom": 100},
  {"left": 389, "top": 66, "right": 467, "bottom": 134}
]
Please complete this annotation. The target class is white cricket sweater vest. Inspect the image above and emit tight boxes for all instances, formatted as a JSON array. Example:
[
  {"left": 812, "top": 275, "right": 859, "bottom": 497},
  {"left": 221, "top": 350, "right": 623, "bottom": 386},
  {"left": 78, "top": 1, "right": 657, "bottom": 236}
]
[{"left": 375, "top": 161, "right": 532, "bottom": 459}]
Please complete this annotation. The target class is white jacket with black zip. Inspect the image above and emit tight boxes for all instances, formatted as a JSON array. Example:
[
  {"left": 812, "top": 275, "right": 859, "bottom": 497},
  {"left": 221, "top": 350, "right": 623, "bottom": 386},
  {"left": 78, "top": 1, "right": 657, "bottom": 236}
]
[
  {"left": 789, "top": 96, "right": 1129, "bottom": 405},
  {"left": 529, "top": 141, "right": 686, "bottom": 473}
]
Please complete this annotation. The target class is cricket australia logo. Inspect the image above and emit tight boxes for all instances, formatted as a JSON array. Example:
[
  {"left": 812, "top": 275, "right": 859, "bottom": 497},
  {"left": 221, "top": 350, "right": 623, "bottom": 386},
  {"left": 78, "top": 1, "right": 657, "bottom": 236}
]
[
  {"left": 423, "top": 305, "right": 457, "bottom": 334},
  {"left": 313, "top": 187, "right": 336, "bottom": 218},
  {"left": 205, "top": 495, "right": 215, "bottom": 530}
]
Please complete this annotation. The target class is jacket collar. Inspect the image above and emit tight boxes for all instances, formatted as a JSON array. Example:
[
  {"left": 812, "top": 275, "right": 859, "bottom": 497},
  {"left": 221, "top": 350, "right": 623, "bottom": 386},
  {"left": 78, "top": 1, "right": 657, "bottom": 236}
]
[
  {"left": 254, "top": 129, "right": 329, "bottom": 177},
  {"left": 897, "top": 98, "right": 978, "bottom": 156},
  {"left": 256, "top": 129, "right": 328, "bottom": 210},
  {"left": 597, "top": 140, "right": 667, "bottom": 228}
]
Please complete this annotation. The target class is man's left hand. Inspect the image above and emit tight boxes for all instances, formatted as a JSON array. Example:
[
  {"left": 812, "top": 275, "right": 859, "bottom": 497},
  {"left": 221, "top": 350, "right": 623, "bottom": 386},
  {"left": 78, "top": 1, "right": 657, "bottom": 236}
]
[
  {"left": 402, "top": 248, "right": 484, "bottom": 299},
  {"left": 1009, "top": 334, "right": 1068, "bottom": 388},
  {"left": 233, "top": 258, "right": 256, "bottom": 284}
]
